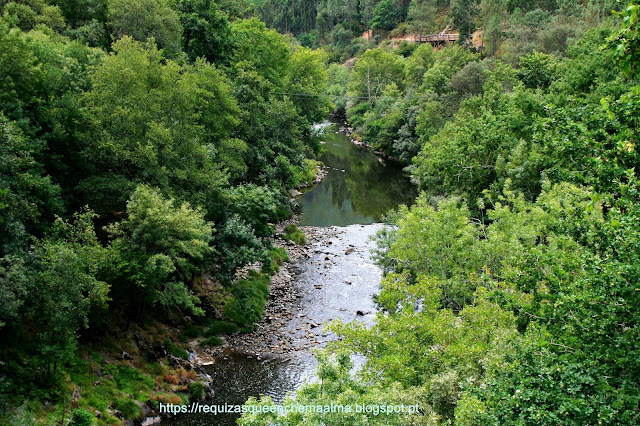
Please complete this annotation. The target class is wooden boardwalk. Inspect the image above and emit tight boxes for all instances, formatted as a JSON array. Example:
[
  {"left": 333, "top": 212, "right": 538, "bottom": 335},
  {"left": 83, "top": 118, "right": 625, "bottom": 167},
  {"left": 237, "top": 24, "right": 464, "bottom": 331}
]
[
  {"left": 414, "top": 27, "right": 460, "bottom": 45},
  {"left": 415, "top": 33, "right": 460, "bottom": 44}
]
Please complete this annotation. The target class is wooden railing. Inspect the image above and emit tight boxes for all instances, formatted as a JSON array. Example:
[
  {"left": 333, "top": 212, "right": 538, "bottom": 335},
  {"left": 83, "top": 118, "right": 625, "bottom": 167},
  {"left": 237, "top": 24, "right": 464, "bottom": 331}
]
[{"left": 415, "top": 33, "right": 460, "bottom": 44}]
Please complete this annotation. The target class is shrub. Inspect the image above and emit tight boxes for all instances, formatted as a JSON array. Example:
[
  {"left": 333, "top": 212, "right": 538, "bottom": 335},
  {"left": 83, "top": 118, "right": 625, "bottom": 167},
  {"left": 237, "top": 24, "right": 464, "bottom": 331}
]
[
  {"left": 261, "top": 257, "right": 280, "bottom": 275},
  {"left": 201, "top": 336, "right": 224, "bottom": 346},
  {"left": 223, "top": 271, "right": 270, "bottom": 328},
  {"left": 180, "top": 324, "right": 203, "bottom": 340},
  {"left": 189, "top": 381, "right": 206, "bottom": 401},
  {"left": 214, "top": 215, "right": 266, "bottom": 284},
  {"left": 282, "top": 224, "right": 306, "bottom": 245},
  {"left": 270, "top": 247, "right": 289, "bottom": 265},
  {"left": 69, "top": 409, "right": 93, "bottom": 426},
  {"left": 205, "top": 320, "right": 238, "bottom": 336},
  {"left": 261, "top": 247, "right": 289, "bottom": 275},
  {"left": 240, "top": 325, "right": 257, "bottom": 333}
]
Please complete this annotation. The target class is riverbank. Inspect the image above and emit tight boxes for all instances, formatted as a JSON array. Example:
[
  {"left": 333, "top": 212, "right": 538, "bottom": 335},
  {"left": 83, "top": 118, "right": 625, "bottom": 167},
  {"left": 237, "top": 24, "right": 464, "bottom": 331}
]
[
  {"left": 163, "top": 222, "right": 384, "bottom": 425},
  {"left": 157, "top": 117, "right": 414, "bottom": 425},
  {"left": 192, "top": 221, "right": 341, "bottom": 359},
  {"left": 338, "top": 122, "right": 403, "bottom": 162}
]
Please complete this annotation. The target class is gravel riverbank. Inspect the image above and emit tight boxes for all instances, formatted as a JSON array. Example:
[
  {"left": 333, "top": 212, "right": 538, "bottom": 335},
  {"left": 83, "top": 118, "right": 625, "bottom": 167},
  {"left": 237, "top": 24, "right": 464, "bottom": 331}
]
[{"left": 197, "top": 221, "right": 342, "bottom": 359}]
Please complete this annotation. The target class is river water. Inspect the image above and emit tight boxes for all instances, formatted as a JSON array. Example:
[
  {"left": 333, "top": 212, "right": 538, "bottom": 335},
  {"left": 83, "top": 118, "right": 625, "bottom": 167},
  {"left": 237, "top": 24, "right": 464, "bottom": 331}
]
[
  {"left": 166, "top": 120, "right": 415, "bottom": 425},
  {"left": 299, "top": 119, "right": 416, "bottom": 226}
]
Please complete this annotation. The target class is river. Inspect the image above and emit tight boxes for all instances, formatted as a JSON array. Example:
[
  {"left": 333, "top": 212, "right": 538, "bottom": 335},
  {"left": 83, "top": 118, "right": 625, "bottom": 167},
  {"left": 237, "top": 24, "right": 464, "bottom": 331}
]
[{"left": 165, "top": 119, "right": 415, "bottom": 425}]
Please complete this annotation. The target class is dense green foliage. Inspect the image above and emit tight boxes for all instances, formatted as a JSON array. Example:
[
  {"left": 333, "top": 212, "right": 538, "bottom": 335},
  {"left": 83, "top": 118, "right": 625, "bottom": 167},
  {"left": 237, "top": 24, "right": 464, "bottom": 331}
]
[
  {"left": 2, "top": 0, "right": 640, "bottom": 423},
  {"left": 223, "top": 271, "right": 271, "bottom": 331},
  {"left": 0, "top": 0, "right": 328, "bottom": 422},
  {"left": 242, "top": 1, "right": 640, "bottom": 425}
]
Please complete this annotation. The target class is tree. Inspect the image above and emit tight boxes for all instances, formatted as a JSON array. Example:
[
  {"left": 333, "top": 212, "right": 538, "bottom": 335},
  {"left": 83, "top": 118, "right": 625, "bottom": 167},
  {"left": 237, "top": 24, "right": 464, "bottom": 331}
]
[
  {"left": 370, "top": 0, "right": 399, "bottom": 31},
  {"left": 230, "top": 18, "right": 290, "bottom": 87},
  {"left": 518, "top": 50, "right": 559, "bottom": 89},
  {"left": 1, "top": 0, "right": 65, "bottom": 31},
  {"left": 177, "top": 0, "right": 234, "bottom": 64},
  {"left": 0, "top": 256, "right": 28, "bottom": 330},
  {"left": 607, "top": 1, "right": 640, "bottom": 78},
  {"left": 404, "top": 43, "right": 435, "bottom": 88},
  {"left": 107, "top": 0, "right": 183, "bottom": 56},
  {"left": 286, "top": 47, "right": 332, "bottom": 123},
  {"left": 81, "top": 37, "right": 230, "bottom": 216},
  {"left": 349, "top": 48, "right": 405, "bottom": 104},
  {"left": 450, "top": 0, "right": 479, "bottom": 40},
  {"left": 33, "top": 209, "right": 110, "bottom": 381},
  {"left": 485, "top": 13, "right": 502, "bottom": 55},
  {"left": 407, "top": 0, "right": 436, "bottom": 34},
  {"left": 110, "top": 185, "right": 213, "bottom": 316},
  {"left": 384, "top": 197, "right": 480, "bottom": 308},
  {"left": 0, "top": 114, "right": 61, "bottom": 255},
  {"left": 449, "top": 61, "right": 487, "bottom": 94}
]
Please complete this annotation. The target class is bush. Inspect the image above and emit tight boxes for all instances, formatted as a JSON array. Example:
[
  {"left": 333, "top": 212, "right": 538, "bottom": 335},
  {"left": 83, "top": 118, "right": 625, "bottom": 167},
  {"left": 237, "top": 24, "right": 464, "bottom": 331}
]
[
  {"left": 223, "top": 271, "right": 270, "bottom": 328},
  {"left": 240, "top": 325, "right": 257, "bottom": 333},
  {"left": 294, "top": 159, "right": 321, "bottom": 185},
  {"left": 282, "top": 224, "right": 306, "bottom": 245},
  {"left": 69, "top": 409, "right": 93, "bottom": 426},
  {"left": 205, "top": 320, "right": 238, "bottom": 336},
  {"left": 180, "top": 324, "right": 203, "bottom": 340},
  {"left": 201, "top": 336, "right": 224, "bottom": 346},
  {"left": 261, "top": 257, "right": 280, "bottom": 275},
  {"left": 214, "top": 215, "right": 266, "bottom": 284},
  {"left": 270, "top": 247, "right": 289, "bottom": 265},
  {"left": 189, "top": 381, "right": 206, "bottom": 401}
]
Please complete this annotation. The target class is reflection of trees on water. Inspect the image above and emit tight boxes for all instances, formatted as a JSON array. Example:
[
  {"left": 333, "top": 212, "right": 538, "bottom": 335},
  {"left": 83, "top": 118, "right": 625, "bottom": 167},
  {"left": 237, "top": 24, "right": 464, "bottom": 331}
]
[
  {"left": 299, "top": 123, "right": 416, "bottom": 226},
  {"left": 346, "top": 165, "right": 416, "bottom": 219}
]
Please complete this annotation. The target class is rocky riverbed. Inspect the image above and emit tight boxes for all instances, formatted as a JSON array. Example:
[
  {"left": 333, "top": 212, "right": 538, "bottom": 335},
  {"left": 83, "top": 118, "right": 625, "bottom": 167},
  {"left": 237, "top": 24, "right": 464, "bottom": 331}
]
[
  {"left": 194, "top": 220, "right": 380, "bottom": 360},
  {"left": 169, "top": 222, "right": 384, "bottom": 425},
  {"left": 198, "top": 222, "right": 341, "bottom": 358},
  {"left": 163, "top": 116, "right": 413, "bottom": 425}
]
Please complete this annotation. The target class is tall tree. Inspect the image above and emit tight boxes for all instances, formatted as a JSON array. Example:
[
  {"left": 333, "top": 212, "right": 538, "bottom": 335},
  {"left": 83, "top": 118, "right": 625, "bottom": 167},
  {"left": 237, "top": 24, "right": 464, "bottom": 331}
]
[
  {"left": 407, "top": 0, "right": 437, "bottom": 34},
  {"left": 370, "top": 0, "right": 400, "bottom": 31},
  {"left": 107, "top": 0, "right": 183, "bottom": 56},
  {"left": 450, "top": 0, "right": 479, "bottom": 40},
  {"left": 177, "top": 0, "right": 234, "bottom": 64},
  {"left": 80, "top": 37, "right": 231, "bottom": 216}
]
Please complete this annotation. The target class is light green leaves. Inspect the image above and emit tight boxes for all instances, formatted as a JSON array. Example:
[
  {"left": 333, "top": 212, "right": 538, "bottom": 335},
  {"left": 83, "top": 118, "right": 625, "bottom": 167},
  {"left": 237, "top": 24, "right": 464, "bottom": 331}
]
[{"left": 111, "top": 185, "right": 213, "bottom": 315}]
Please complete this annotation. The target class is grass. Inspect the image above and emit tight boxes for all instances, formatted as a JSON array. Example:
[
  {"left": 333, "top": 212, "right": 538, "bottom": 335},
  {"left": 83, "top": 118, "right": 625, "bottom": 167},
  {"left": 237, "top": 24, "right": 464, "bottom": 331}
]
[
  {"left": 189, "top": 382, "right": 205, "bottom": 401},
  {"left": 115, "top": 398, "right": 140, "bottom": 419},
  {"left": 282, "top": 224, "right": 306, "bottom": 245},
  {"left": 164, "top": 340, "right": 190, "bottom": 360},
  {"left": 180, "top": 324, "right": 204, "bottom": 340},
  {"left": 262, "top": 247, "right": 290, "bottom": 275}
]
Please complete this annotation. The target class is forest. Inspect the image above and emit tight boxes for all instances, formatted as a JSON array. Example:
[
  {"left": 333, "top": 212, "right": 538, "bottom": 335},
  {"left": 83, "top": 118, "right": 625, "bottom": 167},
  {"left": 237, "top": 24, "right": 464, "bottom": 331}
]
[{"left": 0, "top": 0, "right": 639, "bottom": 424}]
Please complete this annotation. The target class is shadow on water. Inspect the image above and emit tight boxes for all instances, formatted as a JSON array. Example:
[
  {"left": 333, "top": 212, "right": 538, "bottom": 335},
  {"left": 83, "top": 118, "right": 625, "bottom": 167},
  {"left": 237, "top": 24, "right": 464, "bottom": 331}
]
[
  {"left": 164, "top": 120, "right": 415, "bottom": 425},
  {"left": 298, "top": 118, "right": 417, "bottom": 227}
]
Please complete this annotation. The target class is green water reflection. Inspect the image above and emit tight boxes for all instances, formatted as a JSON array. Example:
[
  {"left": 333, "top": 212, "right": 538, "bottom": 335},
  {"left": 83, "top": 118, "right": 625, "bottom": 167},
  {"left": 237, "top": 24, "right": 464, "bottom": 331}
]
[{"left": 298, "top": 120, "right": 416, "bottom": 226}]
